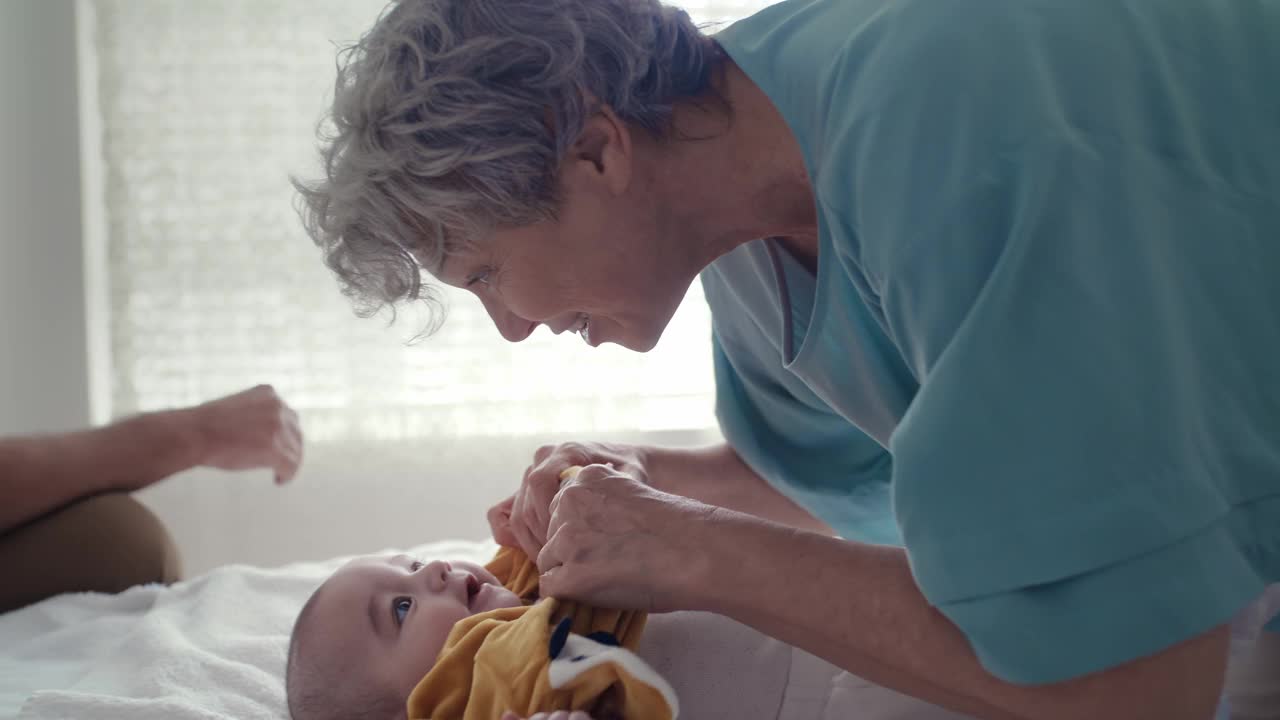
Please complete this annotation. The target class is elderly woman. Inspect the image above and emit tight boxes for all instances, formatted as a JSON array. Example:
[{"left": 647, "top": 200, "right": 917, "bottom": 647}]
[{"left": 297, "top": 0, "right": 1280, "bottom": 717}]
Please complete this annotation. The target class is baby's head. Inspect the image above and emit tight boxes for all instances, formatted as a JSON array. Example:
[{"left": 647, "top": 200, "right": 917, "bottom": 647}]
[{"left": 286, "top": 554, "right": 523, "bottom": 720}]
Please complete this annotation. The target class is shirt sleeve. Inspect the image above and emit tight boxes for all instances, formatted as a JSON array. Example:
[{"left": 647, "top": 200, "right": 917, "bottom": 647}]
[{"left": 711, "top": 328, "right": 901, "bottom": 546}]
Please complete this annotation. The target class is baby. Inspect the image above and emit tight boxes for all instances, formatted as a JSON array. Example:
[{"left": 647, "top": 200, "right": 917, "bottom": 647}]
[
  {"left": 285, "top": 551, "right": 977, "bottom": 720},
  {"left": 286, "top": 555, "right": 525, "bottom": 720}
]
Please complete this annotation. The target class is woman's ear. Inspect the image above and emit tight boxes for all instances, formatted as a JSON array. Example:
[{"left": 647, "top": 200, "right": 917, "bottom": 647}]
[{"left": 568, "top": 107, "right": 633, "bottom": 197}]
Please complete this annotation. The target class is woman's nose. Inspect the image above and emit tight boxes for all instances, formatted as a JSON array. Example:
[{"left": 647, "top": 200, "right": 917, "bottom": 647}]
[{"left": 481, "top": 298, "right": 536, "bottom": 343}]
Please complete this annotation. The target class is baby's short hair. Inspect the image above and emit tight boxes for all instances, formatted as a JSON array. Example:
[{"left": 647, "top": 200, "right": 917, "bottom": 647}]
[{"left": 286, "top": 585, "right": 405, "bottom": 720}]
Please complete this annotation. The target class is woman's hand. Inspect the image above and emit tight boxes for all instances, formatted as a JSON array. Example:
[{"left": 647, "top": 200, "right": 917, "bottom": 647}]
[
  {"left": 536, "top": 464, "right": 714, "bottom": 613},
  {"left": 501, "top": 707, "right": 596, "bottom": 712},
  {"left": 488, "top": 441, "right": 653, "bottom": 558}
]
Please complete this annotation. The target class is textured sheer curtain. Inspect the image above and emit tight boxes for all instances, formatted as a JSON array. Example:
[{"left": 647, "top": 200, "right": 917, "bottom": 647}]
[{"left": 89, "top": 0, "right": 778, "bottom": 442}]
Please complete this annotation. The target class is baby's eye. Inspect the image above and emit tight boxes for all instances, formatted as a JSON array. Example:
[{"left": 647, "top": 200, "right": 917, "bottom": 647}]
[
  {"left": 393, "top": 597, "right": 412, "bottom": 626},
  {"left": 410, "top": 560, "right": 424, "bottom": 572}
]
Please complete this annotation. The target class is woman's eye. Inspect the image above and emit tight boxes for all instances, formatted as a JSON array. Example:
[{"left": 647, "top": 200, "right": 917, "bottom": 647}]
[
  {"left": 465, "top": 269, "right": 491, "bottom": 288},
  {"left": 393, "top": 597, "right": 412, "bottom": 626}
]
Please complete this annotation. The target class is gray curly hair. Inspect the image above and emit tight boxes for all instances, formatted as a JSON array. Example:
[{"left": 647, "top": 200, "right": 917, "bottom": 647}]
[{"left": 295, "top": 0, "right": 722, "bottom": 322}]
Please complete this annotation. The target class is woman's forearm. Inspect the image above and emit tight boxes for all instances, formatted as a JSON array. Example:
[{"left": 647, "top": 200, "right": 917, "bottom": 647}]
[
  {"left": 644, "top": 442, "right": 834, "bottom": 534},
  {"left": 0, "top": 410, "right": 204, "bottom": 534},
  {"left": 684, "top": 507, "right": 1228, "bottom": 720}
]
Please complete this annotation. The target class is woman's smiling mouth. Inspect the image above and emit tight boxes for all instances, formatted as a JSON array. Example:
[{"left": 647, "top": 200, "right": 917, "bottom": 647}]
[{"left": 571, "top": 313, "right": 593, "bottom": 346}]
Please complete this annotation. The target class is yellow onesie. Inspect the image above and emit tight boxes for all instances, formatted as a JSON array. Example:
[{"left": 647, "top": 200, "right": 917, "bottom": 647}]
[{"left": 405, "top": 470, "right": 678, "bottom": 720}]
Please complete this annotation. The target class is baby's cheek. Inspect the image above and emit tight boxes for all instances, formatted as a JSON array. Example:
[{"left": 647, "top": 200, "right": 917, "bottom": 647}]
[
  {"left": 439, "top": 607, "right": 471, "bottom": 633},
  {"left": 417, "top": 606, "right": 471, "bottom": 657},
  {"left": 498, "top": 587, "right": 523, "bottom": 608}
]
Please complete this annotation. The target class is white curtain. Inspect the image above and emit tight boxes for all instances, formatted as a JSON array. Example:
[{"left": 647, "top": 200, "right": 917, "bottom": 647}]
[
  {"left": 86, "top": 0, "right": 780, "bottom": 570},
  {"left": 90, "top": 0, "right": 779, "bottom": 441}
]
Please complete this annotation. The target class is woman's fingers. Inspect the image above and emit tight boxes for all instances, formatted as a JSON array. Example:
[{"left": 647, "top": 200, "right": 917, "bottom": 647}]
[
  {"left": 537, "top": 476, "right": 604, "bottom": 597},
  {"left": 525, "top": 465, "right": 563, "bottom": 547},
  {"left": 510, "top": 445, "right": 586, "bottom": 555},
  {"left": 510, "top": 488, "right": 542, "bottom": 558},
  {"left": 503, "top": 443, "right": 648, "bottom": 538},
  {"left": 487, "top": 495, "right": 518, "bottom": 547},
  {"left": 507, "top": 441, "right": 649, "bottom": 560},
  {"left": 533, "top": 443, "right": 557, "bottom": 465},
  {"left": 536, "top": 518, "right": 568, "bottom": 576},
  {"left": 537, "top": 465, "right": 707, "bottom": 611}
]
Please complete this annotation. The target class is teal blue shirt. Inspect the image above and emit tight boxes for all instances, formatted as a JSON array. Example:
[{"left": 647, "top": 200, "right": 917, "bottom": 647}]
[{"left": 709, "top": 0, "right": 1280, "bottom": 685}]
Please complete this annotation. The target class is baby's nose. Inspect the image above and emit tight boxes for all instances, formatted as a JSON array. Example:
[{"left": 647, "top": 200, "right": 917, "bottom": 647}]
[{"left": 419, "top": 560, "right": 452, "bottom": 593}]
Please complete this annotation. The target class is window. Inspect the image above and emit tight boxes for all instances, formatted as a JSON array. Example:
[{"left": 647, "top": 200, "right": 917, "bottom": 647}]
[{"left": 90, "top": 0, "right": 778, "bottom": 441}]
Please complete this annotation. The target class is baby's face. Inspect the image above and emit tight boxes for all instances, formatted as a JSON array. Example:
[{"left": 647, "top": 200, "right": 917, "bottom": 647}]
[{"left": 300, "top": 554, "right": 523, "bottom": 704}]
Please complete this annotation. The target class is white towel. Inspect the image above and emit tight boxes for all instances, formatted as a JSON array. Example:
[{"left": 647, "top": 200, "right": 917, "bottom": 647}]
[{"left": 0, "top": 540, "right": 496, "bottom": 720}]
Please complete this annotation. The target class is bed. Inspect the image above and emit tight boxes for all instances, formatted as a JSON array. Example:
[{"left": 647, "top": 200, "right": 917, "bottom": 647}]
[{"left": 3, "top": 538, "right": 1274, "bottom": 720}]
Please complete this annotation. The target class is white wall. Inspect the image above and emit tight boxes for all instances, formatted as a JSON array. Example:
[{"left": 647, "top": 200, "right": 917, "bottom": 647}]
[
  {"left": 0, "top": 0, "right": 91, "bottom": 435},
  {"left": 139, "top": 428, "right": 719, "bottom": 575}
]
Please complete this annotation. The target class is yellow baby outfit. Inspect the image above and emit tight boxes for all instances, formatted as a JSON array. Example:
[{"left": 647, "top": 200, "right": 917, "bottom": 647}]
[{"left": 405, "top": 471, "right": 677, "bottom": 720}]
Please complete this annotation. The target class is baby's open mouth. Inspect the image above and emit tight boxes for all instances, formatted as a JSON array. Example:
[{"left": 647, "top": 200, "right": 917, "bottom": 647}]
[{"left": 465, "top": 574, "right": 481, "bottom": 609}]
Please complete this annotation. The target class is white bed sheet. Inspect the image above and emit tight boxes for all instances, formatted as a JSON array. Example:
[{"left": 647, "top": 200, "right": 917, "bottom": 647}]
[{"left": 0, "top": 539, "right": 497, "bottom": 720}]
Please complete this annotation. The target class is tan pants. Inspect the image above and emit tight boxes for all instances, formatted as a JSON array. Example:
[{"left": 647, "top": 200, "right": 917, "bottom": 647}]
[{"left": 0, "top": 492, "right": 182, "bottom": 614}]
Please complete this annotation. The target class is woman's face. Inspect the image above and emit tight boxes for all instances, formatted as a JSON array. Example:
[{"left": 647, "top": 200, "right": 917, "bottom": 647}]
[{"left": 432, "top": 115, "right": 702, "bottom": 353}]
